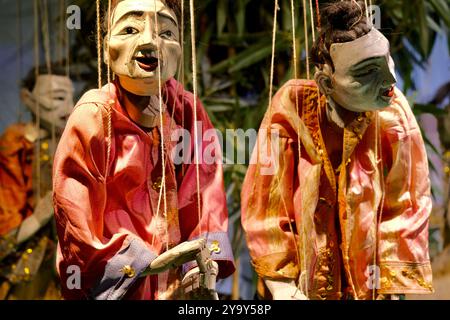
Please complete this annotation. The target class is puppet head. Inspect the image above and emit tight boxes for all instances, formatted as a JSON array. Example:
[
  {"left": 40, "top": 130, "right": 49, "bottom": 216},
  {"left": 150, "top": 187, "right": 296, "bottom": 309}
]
[
  {"left": 105, "top": 0, "right": 182, "bottom": 96},
  {"left": 311, "top": 1, "right": 397, "bottom": 114},
  {"left": 20, "top": 65, "right": 74, "bottom": 134}
]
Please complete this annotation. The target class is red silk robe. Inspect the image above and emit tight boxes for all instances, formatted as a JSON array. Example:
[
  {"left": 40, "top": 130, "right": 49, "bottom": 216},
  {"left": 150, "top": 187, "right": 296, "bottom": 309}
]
[
  {"left": 53, "top": 78, "right": 234, "bottom": 300},
  {"left": 241, "top": 79, "right": 433, "bottom": 300}
]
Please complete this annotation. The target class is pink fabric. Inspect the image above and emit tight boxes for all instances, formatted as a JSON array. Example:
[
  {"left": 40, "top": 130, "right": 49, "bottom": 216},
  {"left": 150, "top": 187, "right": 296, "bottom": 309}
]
[
  {"left": 241, "top": 79, "right": 433, "bottom": 299},
  {"left": 53, "top": 78, "right": 234, "bottom": 300}
]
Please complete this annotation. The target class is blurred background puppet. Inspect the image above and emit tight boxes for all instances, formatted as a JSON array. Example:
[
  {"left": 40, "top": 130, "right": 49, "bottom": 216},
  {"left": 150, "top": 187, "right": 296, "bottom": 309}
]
[{"left": 0, "top": 64, "right": 74, "bottom": 300}]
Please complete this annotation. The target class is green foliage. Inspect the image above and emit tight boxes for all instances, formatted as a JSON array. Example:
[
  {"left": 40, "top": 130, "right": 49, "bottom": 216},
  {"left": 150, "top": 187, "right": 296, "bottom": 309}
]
[
  {"left": 68, "top": 1, "right": 449, "bottom": 294},
  {"left": 378, "top": 0, "right": 450, "bottom": 91}
]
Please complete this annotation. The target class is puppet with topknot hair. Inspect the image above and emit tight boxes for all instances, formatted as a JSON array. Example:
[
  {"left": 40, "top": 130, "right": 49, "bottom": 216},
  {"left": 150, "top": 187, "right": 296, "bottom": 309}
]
[{"left": 242, "top": 1, "right": 433, "bottom": 300}]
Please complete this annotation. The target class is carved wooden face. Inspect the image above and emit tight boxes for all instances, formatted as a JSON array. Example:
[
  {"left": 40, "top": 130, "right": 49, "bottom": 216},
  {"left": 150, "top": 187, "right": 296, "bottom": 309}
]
[
  {"left": 21, "top": 75, "right": 74, "bottom": 132},
  {"left": 317, "top": 29, "right": 397, "bottom": 113},
  {"left": 106, "top": 0, "right": 181, "bottom": 96}
]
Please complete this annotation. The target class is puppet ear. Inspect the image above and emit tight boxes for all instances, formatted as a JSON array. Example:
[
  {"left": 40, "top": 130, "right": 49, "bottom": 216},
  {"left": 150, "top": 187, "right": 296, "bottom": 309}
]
[
  {"left": 20, "top": 88, "right": 37, "bottom": 114},
  {"left": 314, "top": 64, "right": 334, "bottom": 96},
  {"left": 103, "top": 40, "right": 109, "bottom": 65},
  {"left": 103, "top": 39, "right": 110, "bottom": 66}
]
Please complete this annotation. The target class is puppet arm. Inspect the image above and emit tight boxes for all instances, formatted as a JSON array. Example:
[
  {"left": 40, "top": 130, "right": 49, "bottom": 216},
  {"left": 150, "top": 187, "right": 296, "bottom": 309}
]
[
  {"left": 141, "top": 238, "right": 206, "bottom": 276},
  {"left": 176, "top": 94, "right": 235, "bottom": 282},
  {"left": 377, "top": 89, "right": 433, "bottom": 296},
  {"left": 53, "top": 102, "right": 158, "bottom": 300},
  {"left": 15, "top": 191, "right": 54, "bottom": 244}
]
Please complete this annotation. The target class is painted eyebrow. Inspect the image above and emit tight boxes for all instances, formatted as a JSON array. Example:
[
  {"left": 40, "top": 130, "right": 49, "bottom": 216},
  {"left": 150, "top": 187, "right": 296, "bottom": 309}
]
[
  {"left": 114, "top": 11, "right": 145, "bottom": 25},
  {"left": 351, "top": 56, "right": 384, "bottom": 71},
  {"left": 51, "top": 89, "right": 68, "bottom": 94},
  {"left": 114, "top": 11, "right": 178, "bottom": 28},
  {"left": 42, "top": 89, "right": 68, "bottom": 95},
  {"left": 158, "top": 12, "right": 178, "bottom": 27}
]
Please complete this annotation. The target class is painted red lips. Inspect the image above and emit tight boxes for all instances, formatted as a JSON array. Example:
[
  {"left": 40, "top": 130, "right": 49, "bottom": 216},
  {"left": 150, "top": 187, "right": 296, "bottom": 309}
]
[{"left": 382, "top": 85, "right": 395, "bottom": 98}]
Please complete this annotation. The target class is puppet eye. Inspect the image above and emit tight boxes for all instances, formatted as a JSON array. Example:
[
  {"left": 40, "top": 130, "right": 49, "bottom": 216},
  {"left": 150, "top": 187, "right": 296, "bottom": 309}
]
[
  {"left": 355, "top": 67, "right": 379, "bottom": 78},
  {"left": 160, "top": 30, "right": 173, "bottom": 39},
  {"left": 122, "top": 27, "right": 138, "bottom": 35}
]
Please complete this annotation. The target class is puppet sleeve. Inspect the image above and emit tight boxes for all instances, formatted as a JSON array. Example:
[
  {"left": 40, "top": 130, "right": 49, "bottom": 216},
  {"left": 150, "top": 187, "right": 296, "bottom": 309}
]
[
  {"left": 53, "top": 102, "right": 157, "bottom": 300},
  {"left": 176, "top": 96, "right": 235, "bottom": 279},
  {"left": 378, "top": 88, "right": 433, "bottom": 295},
  {"left": 241, "top": 85, "right": 301, "bottom": 283}
]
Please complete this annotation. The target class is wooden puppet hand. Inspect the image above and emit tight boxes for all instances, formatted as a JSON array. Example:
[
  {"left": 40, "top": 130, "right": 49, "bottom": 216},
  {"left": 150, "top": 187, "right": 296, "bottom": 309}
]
[
  {"left": 141, "top": 238, "right": 206, "bottom": 276},
  {"left": 376, "top": 294, "right": 404, "bottom": 300},
  {"left": 181, "top": 247, "right": 219, "bottom": 300},
  {"left": 16, "top": 191, "right": 54, "bottom": 244},
  {"left": 265, "top": 279, "right": 309, "bottom": 300}
]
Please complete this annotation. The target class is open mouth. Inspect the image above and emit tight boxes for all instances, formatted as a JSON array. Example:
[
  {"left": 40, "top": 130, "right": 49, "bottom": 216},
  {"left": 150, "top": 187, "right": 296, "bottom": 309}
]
[
  {"left": 381, "top": 85, "right": 395, "bottom": 98},
  {"left": 135, "top": 54, "right": 159, "bottom": 72}
]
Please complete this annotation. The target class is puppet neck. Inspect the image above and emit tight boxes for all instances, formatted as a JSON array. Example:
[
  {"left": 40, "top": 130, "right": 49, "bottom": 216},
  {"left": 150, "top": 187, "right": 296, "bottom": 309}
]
[
  {"left": 119, "top": 84, "right": 165, "bottom": 129},
  {"left": 325, "top": 97, "right": 358, "bottom": 129}
]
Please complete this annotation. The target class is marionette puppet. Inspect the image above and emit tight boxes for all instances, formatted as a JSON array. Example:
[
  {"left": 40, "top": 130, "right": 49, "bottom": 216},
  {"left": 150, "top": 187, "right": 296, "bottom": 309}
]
[
  {"left": 0, "top": 65, "right": 74, "bottom": 299},
  {"left": 241, "top": 1, "right": 433, "bottom": 300},
  {"left": 52, "top": 0, "right": 234, "bottom": 300}
]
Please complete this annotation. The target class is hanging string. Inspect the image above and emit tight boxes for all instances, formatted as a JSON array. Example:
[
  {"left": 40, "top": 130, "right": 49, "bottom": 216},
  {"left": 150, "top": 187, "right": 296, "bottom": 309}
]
[
  {"left": 94, "top": 0, "right": 112, "bottom": 190},
  {"left": 308, "top": 0, "right": 315, "bottom": 43},
  {"left": 375, "top": 111, "right": 385, "bottom": 300},
  {"left": 371, "top": 111, "right": 379, "bottom": 300},
  {"left": 58, "top": 0, "right": 64, "bottom": 64},
  {"left": 267, "top": 0, "right": 279, "bottom": 115},
  {"left": 96, "top": 0, "right": 102, "bottom": 89},
  {"left": 315, "top": 0, "right": 321, "bottom": 31},
  {"left": 16, "top": 0, "right": 24, "bottom": 123},
  {"left": 363, "top": 0, "right": 370, "bottom": 20},
  {"left": 180, "top": 0, "right": 186, "bottom": 177},
  {"left": 289, "top": 0, "right": 309, "bottom": 299},
  {"left": 105, "top": 0, "right": 113, "bottom": 182},
  {"left": 167, "top": 0, "right": 186, "bottom": 181},
  {"left": 160, "top": 4, "right": 188, "bottom": 250},
  {"left": 189, "top": 0, "right": 203, "bottom": 237},
  {"left": 370, "top": 4, "right": 381, "bottom": 300},
  {"left": 169, "top": 1, "right": 185, "bottom": 130},
  {"left": 40, "top": 0, "right": 52, "bottom": 80},
  {"left": 64, "top": 0, "right": 70, "bottom": 76},
  {"left": 107, "top": 0, "right": 112, "bottom": 86},
  {"left": 369, "top": 0, "right": 373, "bottom": 23},
  {"left": 302, "top": 0, "right": 310, "bottom": 79},
  {"left": 153, "top": 2, "right": 169, "bottom": 251},
  {"left": 40, "top": 0, "right": 57, "bottom": 160},
  {"left": 33, "top": 0, "right": 41, "bottom": 200},
  {"left": 290, "top": 0, "right": 298, "bottom": 79}
]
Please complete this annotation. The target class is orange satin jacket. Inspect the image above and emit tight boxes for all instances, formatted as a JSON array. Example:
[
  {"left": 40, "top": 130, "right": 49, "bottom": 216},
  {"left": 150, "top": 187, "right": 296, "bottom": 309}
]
[
  {"left": 0, "top": 124, "right": 35, "bottom": 236},
  {"left": 241, "top": 79, "right": 433, "bottom": 300}
]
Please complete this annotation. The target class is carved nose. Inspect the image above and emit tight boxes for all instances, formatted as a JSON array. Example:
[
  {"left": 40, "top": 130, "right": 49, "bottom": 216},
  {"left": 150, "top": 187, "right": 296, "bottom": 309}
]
[{"left": 141, "top": 28, "right": 156, "bottom": 45}]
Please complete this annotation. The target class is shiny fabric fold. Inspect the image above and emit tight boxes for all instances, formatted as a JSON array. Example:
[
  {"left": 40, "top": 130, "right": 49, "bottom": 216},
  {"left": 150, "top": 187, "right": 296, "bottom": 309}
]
[
  {"left": 241, "top": 79, "right": 433, "bottom": 300},
  {"left": 53, "top": 78, "right": 234, "bottom": 300}
]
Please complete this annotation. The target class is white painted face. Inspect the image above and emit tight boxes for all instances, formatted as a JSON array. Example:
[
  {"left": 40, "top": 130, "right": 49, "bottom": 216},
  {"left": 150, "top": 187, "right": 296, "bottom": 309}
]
[
  {"left": 107, "top": 0, "right": 181, "bottom": 96},
  {"left": 21, "top": 75, "right": 74, "bottom": 132},
  {"left": 321, "top": 29, "right": 397, "bottom": 113}
]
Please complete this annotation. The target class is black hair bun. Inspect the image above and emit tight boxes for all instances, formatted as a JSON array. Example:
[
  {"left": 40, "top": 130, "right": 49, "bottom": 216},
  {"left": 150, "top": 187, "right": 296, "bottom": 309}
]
[{"left": 322, "top": 1, "right": 368, "bottom": 31}]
